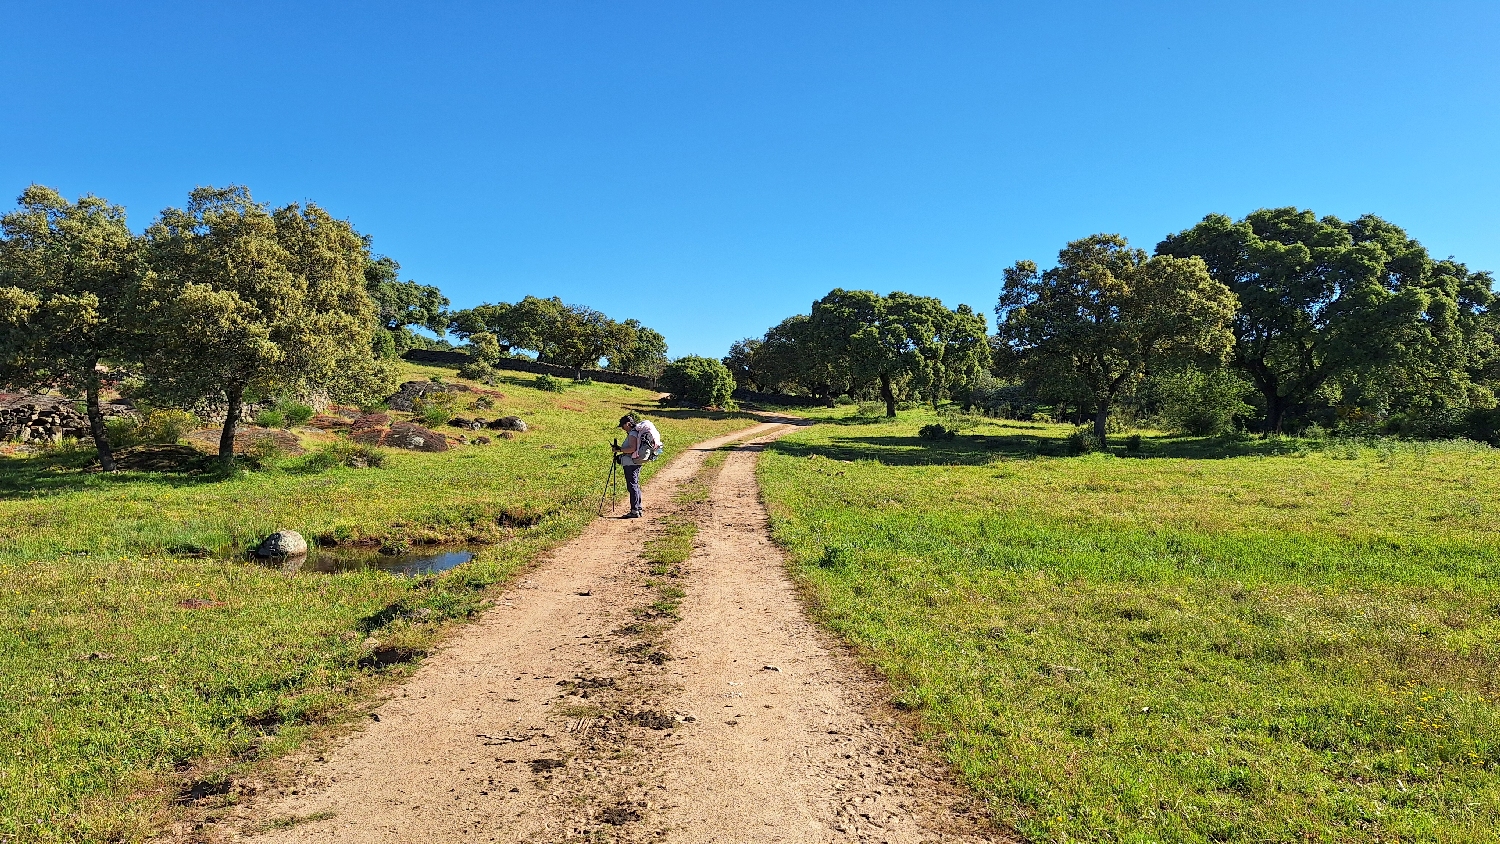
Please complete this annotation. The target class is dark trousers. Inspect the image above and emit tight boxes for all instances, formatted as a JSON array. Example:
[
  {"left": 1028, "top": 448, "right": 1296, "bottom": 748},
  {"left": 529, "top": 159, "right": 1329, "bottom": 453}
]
[{"left": 623, "top": 463, "right": 643, "bottom": 512}]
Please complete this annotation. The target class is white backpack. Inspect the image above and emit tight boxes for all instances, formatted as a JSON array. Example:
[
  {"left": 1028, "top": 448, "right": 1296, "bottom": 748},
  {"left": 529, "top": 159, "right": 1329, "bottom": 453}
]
[{"left": 637, "top": 420, "right": 664, "bottom": 461}]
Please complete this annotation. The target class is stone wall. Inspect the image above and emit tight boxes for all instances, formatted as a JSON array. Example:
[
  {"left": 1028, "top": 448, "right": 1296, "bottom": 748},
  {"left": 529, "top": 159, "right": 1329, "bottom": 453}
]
[{"left": 0, "top": 394, "right": 134, "bottom": 443}]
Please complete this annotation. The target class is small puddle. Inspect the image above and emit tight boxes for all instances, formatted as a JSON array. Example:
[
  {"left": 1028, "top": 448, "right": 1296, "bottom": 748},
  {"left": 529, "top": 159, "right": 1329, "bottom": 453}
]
[
  {"left": 242, "top": 546, "right": 479, "bottom": 576},
  {"left": 300, "top": 547, "right": 477, "bottom": 575}
]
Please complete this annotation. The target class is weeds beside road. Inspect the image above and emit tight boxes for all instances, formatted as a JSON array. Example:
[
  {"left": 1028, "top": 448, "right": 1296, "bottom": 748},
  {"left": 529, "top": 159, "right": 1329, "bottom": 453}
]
[{"left": 761, "top": 410, "right": 1500, "bottom": 843}]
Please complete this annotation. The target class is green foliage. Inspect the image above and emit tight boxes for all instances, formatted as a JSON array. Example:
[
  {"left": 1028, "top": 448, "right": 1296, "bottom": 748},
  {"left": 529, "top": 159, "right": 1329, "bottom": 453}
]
[
  {"left": 661, "top": 355, "right": 735, "bottom": 407},
  {"left": 412, "top": 391, "right": 457, "bottom": 426},
  {"left": 760, "top": 414, "right": 1500, "bottom": 843},
  {"left": 1153, "top": 369, "right": 1254, "bottom": 436},
  {"left": 0, "top": 185, "right": 139, "bottom": 471},
  {"left": 1158, "top": 208, "right": 1499, "bottom": 434},
  {"left": 457, "top": 360, "right": 499, "bottom": 383},
  {"left": 295, "top": 440, "right": 387, "bottom": 471},
  {"left": 1066, "top": 425, "right": 1103, "bottom": 454},
  {"left": 917, "top": 423, "right": 956, "bottom": 440},
  {"left": 282, "top": 403, "right": 314, "bottom": 426},
  {"left": 533, "top": 374, "right": 568, "bottom": 392},
  {"left": 254, "top": 408, "right": 286, "bottom": 428},
  {"left": 139, "top": 185, "right": 393, "bottom": 467},
  {"left": 103, "top": 416, "right": 140, "bottom": 449},
  {"left": 997, "top": 234, "right": 1238, "bottom": 445},
  {"left": 135, "top": 409, "right": 198, "bottom": 444},
  {"left": 448, "top": 296, "right": 666, "bottom": 376},
  {"left": 363, "top": 255, "right": 449, "bottom": 334}
]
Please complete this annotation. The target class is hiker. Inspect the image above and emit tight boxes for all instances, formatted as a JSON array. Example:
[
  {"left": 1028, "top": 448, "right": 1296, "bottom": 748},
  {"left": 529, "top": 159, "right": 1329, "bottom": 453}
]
[{"left": 612, "top": 413, "right": 663, "bottom": 518}]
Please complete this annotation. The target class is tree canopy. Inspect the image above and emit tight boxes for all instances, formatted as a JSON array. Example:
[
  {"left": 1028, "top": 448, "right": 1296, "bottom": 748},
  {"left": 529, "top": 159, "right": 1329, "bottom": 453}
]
[
  {"left": 0, "top": 186, "right": 141, "bottom": 470},
  {"left": 448, "top": 296, "right": 666, "bottom": 376},
  {"left": 140, "top": 185, "right": 391, "bottom": 465},
  {"left": 996, "top": 234, "right": 1237, "bottom": 443},
  {"left": 1158, "top": 209, "right": 1499, "bottom": 434}
]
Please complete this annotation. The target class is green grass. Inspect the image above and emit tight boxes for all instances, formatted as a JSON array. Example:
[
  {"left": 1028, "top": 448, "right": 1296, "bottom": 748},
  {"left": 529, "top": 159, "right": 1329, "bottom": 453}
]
[
  {"left": 759, "top": 409, "right": 1500, "bottom": 843},
  {"left": 0, "top": 364, "right": 756, "bottom": 843}
]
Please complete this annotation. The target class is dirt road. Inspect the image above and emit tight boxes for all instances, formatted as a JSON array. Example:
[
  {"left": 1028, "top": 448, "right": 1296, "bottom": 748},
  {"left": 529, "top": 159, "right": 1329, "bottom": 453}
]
[{"left": 225, "top": 421, "right": 1005, "bottom": 843}]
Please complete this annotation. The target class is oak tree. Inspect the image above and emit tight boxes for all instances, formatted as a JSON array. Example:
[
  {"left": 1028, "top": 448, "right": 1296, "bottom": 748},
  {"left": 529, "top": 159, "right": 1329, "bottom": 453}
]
[{"left": 996, "top": 234, "right": 1236, "bottom": 444}]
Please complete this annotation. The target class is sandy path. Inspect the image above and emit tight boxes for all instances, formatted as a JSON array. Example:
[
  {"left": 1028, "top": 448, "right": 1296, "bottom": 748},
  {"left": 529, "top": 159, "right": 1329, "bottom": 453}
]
[{"left": 224, "top": 421, "right": 1006, "bottom": 844}]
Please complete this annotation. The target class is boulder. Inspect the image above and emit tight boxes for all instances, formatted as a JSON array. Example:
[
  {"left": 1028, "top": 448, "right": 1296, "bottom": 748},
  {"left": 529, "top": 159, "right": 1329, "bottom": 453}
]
[
  {"left": 386, "top": 380, "right": 466, "bottom": 412},
  {"left": 256, "top": 530, "right": 308, "bottom": 558},
  {"left": 489, "top": 416, "right": 527, "bottom": 433}
]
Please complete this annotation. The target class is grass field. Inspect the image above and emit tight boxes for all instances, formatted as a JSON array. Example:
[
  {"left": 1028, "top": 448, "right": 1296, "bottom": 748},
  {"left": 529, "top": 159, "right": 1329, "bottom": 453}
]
[
  {"left": 0, "top": 363, "right": 756, "bottom": 843},
  {"left": 759, "top": 409, "right": 1500, "bottom": 843}
]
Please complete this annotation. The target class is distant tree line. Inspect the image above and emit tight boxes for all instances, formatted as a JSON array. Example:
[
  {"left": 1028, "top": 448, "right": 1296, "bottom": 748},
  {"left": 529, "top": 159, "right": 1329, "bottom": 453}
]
[
  {"left": 447, "top": 297, "right": 668, "bottom": 380},
  {"left": 0, "top": 184, "right": 673, "bottom": 471},
  {"left": 730, "top": 208, "right": 1500, "bottom": 444}
]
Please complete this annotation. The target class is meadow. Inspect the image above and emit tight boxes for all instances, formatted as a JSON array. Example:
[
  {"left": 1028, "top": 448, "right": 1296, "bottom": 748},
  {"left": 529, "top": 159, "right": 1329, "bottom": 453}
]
[
  {"left": 759, "top": 410, "right": 1500, "bottom": 843},
  {"left": 0, "top": 363, "right": 755, "bottom": 843}
]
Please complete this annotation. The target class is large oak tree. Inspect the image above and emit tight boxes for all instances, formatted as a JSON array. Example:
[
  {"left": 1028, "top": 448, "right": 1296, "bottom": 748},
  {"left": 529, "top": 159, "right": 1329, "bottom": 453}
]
[
  {"left": 0, "top": 186, "right": 140, "bottom": 471},
  {"left": 1158, "top": 209, "right": 1498, "bottom": 433},
  {"left": 996, "top": 234, "right": 1237, "bottom": 444},
  {"left": 141, "top": 186, "right": 390, "bottom": 466}
]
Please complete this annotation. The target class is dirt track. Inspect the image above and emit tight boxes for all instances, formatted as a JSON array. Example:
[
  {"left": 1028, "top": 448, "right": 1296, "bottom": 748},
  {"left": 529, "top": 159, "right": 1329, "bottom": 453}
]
[{"left": 221, "top": 420, "right": 1006, "bottom": 843}]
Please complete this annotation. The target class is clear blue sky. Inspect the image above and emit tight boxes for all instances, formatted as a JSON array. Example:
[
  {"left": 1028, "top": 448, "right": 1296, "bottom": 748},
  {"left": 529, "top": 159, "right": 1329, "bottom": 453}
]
[{"left": 4, "top": 2, "right": 1497, "bottom": 358}]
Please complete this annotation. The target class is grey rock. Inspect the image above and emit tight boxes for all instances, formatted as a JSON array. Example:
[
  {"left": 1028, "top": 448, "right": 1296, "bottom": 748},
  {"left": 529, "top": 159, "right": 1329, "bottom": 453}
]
[
  {"left": 489, "top": 416, "right": 527, "bottom": 432},
  {"left": 256, "top": 530, "right": 308, "bottom": 558}
]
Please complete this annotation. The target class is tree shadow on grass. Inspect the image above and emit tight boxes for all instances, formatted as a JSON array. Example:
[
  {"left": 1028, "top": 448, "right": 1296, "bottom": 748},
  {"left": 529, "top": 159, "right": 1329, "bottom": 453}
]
[
  {"left": 767, "top": 429, "right": 1316, "bottom": 467},
  {"left": 0, "top": 449, "right": 227, "bottom": 500}
]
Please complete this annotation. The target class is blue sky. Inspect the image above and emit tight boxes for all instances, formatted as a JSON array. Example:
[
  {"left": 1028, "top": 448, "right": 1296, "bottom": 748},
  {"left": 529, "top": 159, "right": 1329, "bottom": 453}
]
[{"left": 4, "top": 2, "right": 1497, "bottom": 358}]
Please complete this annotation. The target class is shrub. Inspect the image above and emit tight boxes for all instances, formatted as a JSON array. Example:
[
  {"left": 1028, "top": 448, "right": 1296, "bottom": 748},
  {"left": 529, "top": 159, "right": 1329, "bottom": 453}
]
[
  {"left": 964, "top": 373, "right": 1039, "bottom": 419},
  {"left": 660, "top": 356, "right": 735, "bottom": 408},
  {"left": 855, "top": 401, "right": 885, "bottom": 417},
  {"left": 254, "top": 408, "right": 286, "bottom": 428},
  {"left": 1066, "top": 426, "right": 1102, "bottom": 455},
  {"left": 1155, "top": 370, "right": 1253, "bottom": 436},
  {"left": 1125, "top": 433, "right": 1143, "bottom": 453},
  {"left": 282, "top": 402, "right": 314, "bottom": 426},
  {"left": 419, "top": 404, "right": 452, "bottom": 427},
  {"left": 105, "top": 416, "right": 140, "bottom": 448},
  {"left": 534, "top": 374, "right": 568, "bottom": 393},
  {"left": 296, "top": 440, "right": 387, "bottom": 472},
  {"left": 918, "top": 423, "right": 956, "bottom": 441},
  {"left": 136, "top": 409, "right": 199, "bottom": 444},
  {"left": 458, "top": 361, "right": 498, "bottom": 382}
]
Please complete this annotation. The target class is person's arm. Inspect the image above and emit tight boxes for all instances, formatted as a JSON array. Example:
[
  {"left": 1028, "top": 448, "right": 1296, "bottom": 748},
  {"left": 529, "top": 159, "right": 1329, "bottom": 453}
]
[{"left": 613, "top": 430, "right": 639, "bottom": 454}]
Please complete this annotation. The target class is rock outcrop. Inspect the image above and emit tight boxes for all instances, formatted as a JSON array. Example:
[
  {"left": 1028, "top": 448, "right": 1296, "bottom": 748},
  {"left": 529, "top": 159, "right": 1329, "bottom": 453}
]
[{"left": 386, "top": 380, "right": 469, "bottom": 412}]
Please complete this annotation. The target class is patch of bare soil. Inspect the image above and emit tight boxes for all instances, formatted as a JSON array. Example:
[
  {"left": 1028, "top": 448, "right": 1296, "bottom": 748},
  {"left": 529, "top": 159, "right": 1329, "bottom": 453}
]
[
  {"left": 183, "top": 428, "right": 305, "bottom": 457},
  {"left": 180, "top": 420, "right": 1009, "bottom": 844}
]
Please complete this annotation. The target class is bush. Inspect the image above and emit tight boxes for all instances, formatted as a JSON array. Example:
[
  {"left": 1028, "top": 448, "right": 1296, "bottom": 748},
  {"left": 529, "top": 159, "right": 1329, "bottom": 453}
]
[
  {"left": 964, "top": 373, "right": 1038, "bottom": 419},
  {"left": 282, "top": 402, "right": 314, "bottom": 426},
  {"left": 918, "top": 423, "right": 956, "bottom": 441},
  {"left": 105, "top": 416, "right": 141, "bottom": 448},
  {"left": 419, "top": 404, "right": 452, "bottom": 427},
  {"left": 1125, "top": 433, "right": 1143, "bottom": 453},
  {"left": 254, "top": 408, "right": 286, "bottom": 428},
  {"left": 458, "top": 361, "right": 499, "bottom": 382},
  {"left": 660, "top": 356, "right": 735, "bottom": 408},
  {"left": 1155, "top": 369, "right": 1253, "bottom": 436},
  {"left": 295, "top": 440, "right": 387, "bottom": 472},
  {"left": 412, "top": 391, "right": 458, "bottom": 426},
  {"left": 1066, "top": 426, "right": 1102, "bottom": 455},
  {"left": 534, "top": 374, "right": 568, "bottom": 393},
  {"left": 136, "top": 409, "right": 199, "bottom": 444}
]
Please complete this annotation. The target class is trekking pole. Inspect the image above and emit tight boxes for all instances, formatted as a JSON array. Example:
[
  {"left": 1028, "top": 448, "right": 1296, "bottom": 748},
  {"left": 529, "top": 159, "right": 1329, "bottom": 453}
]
[{"left": 596, "top": 440, "right": 620, "bottom": 515}]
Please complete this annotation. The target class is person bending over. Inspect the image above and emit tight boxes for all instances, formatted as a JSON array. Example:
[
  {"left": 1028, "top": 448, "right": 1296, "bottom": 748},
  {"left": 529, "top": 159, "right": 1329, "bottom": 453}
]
[{"left": 611, "top": 414, "right": 662, "bottom": 518}]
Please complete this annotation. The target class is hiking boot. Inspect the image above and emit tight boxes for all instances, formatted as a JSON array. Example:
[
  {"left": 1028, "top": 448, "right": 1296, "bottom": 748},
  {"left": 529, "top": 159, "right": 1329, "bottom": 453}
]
[{"left": 619, "top": 510, "right": 641, "bottom": 519}]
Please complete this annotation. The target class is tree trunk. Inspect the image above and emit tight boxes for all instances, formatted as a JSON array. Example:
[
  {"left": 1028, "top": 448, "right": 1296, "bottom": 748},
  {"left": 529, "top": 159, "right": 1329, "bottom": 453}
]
[
  {"left": 1267, "top": 394, "right": 1288, "bottom": 436},
  {"left": 84, "top": 364, "right": 115, "bottom": 472},
  {"left": 219, "top": 383, "right": 244, "bottom": 468},
  {"left": 1094, "top": 403, "right": 1109, "bottom": 447},
  {"left": 880, "top": 372, "right": 896, "bottom": 417}
]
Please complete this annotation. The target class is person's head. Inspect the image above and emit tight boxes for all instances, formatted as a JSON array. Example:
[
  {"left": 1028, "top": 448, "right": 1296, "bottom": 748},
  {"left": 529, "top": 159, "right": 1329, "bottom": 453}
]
[{"left": 617, "top": 414, "right": 637, "bottom": 431}]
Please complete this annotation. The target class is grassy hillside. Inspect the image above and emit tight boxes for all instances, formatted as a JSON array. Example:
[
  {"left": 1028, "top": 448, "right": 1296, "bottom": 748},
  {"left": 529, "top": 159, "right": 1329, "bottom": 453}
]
[
  {"left": 0, "top": 363, "right": 755, "bottom": 843},
  {"left": 760, "top": 410, "right": 1500, "bottom": 843}
]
